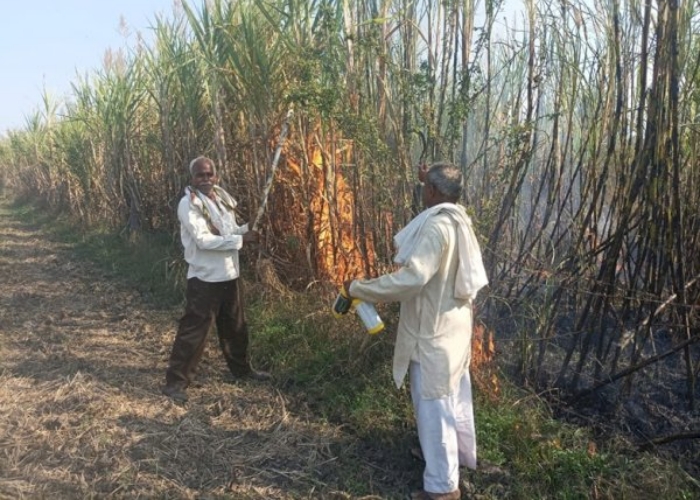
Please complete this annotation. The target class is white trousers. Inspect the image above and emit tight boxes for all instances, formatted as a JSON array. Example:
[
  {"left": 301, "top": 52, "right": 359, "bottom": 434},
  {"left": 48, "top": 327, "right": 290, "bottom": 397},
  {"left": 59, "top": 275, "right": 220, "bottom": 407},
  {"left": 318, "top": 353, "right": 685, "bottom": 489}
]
[{"left": 410, "top": 362, "right": 476, "bottom": 494}]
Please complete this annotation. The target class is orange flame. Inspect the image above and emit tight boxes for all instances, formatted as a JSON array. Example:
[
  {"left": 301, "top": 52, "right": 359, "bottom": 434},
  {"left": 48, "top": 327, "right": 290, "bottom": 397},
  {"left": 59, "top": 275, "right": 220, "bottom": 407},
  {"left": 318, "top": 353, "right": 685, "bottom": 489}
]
[
  {"left": 472, "top": 321, "right": 500, "bottom": 401},
  {"left": 266, "top": 130, "right": 376, "bottom": 286}
]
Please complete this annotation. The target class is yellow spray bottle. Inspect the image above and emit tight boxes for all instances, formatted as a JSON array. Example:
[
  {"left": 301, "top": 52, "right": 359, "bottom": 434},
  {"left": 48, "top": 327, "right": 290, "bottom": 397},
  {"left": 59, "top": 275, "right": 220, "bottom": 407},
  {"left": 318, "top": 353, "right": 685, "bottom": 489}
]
[{"left": 332, "top": 286, "right": 385, "bottom": 334}]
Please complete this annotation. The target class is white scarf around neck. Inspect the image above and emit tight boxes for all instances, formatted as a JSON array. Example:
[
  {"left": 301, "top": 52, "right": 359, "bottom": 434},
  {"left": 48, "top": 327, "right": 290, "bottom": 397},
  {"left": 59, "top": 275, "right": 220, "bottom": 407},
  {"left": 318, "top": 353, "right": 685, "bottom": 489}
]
[
  {"left": 393, "top": 202, "right": 488, "bottom": 300},
  {"left": 185, "top": 185, "right": 238, "bottom": 235}
]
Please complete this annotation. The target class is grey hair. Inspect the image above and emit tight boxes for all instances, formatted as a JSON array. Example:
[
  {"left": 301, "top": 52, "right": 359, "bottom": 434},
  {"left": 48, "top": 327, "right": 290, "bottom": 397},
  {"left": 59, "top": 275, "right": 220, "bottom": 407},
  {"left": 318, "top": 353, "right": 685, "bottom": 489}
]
[
  {"left": 188, "top": 156, "right": 216, "bottom": 176},
  {"left": 426, "top": 162, "right": 462, "bottom": 201}
]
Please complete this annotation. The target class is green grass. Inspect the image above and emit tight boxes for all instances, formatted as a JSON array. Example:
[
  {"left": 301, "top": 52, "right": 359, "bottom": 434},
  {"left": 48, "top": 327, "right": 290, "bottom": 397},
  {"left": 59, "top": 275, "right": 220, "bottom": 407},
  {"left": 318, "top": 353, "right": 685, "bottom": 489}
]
[
  {"left": 472, "top": 385, "right": 699, "bottom": 499},
  {"left": 7, "top": 198, "right": 699, "bottom": 499},
  {"left": 247, "top": 291, "right": 413, "bottom": 436}
]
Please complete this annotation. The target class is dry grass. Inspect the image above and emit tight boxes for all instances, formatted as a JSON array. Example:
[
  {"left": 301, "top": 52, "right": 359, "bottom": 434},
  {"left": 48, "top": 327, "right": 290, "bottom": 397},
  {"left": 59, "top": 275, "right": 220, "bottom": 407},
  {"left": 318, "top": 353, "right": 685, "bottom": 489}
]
[{"left": 0, "top": 210, "right": 411, "bottom": 499}]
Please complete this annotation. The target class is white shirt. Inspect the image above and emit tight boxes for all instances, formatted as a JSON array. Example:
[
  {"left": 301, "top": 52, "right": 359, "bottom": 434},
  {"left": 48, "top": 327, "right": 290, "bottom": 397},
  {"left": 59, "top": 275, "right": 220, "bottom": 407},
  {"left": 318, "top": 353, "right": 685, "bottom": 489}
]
[
  {"left": 349, "top": 205, "right": 487, "bottom": 399},
  {"left": 177, "top": 188, "right": 249, "bottom": 282}
]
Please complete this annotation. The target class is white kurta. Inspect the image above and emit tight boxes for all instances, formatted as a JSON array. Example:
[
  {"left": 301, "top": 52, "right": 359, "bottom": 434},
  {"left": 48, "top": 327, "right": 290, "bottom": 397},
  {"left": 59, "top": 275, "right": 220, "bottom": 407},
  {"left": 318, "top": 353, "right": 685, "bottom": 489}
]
[
  {"left": 177, "top": 187, "right": 250, "bottom": 283},
  {"left": 349, "top": 204, "right": 487, "bottom": 399}
]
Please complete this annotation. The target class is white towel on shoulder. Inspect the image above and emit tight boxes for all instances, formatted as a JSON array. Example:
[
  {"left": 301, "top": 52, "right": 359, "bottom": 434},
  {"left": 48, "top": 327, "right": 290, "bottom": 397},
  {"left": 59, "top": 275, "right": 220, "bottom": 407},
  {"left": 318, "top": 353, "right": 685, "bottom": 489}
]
[
  {"left": 184, "top": 186, "right": 246, "bottom": 236},
  {"left": 394, "top": 203, "right": 488, "bottom": 300}
]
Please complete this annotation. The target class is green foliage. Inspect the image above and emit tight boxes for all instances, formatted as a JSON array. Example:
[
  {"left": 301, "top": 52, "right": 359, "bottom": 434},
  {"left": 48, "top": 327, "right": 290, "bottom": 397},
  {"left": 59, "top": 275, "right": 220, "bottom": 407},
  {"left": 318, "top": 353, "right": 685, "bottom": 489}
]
[
  {"left": 247, "top": 291, "right": 412, "bottom": 436},
  {"left": 286, "top": 46, "right": 344, "bottom": 116},
  {"left": 473, "top": 384, "right": 699, "bottom": 499}
]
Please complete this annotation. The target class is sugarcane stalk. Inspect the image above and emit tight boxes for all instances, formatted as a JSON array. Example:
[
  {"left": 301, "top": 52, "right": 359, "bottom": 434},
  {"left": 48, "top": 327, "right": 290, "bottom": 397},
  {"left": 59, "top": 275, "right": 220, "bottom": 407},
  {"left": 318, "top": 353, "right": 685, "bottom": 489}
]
[{"left": 252, "top": 107, "right": 294, "bottom": 231}]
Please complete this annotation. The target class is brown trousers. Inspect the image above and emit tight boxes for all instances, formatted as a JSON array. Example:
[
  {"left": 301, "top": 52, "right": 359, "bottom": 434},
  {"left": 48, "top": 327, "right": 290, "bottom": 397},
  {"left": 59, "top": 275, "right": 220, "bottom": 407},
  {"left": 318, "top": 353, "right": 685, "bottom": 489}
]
[{"left": 165, "top": 277, "right": 251, "bottom": 389}]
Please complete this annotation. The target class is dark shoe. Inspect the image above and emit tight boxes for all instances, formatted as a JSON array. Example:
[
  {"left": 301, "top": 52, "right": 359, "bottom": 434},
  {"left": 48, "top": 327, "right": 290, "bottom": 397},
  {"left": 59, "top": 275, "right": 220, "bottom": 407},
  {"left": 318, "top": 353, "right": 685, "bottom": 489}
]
[
  {"left": 229, "top": 369, "right": 271, "bottom": 382},
  {"left": 162, "top": 385, "right": 188, "bottom": 403}
]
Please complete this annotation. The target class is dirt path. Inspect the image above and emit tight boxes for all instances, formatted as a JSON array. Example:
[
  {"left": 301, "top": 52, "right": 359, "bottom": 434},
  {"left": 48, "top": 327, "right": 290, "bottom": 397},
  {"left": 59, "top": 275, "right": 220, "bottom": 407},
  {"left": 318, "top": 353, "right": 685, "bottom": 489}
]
[{"left": 0, "top": 202, "right": 407, "bottom": 499}]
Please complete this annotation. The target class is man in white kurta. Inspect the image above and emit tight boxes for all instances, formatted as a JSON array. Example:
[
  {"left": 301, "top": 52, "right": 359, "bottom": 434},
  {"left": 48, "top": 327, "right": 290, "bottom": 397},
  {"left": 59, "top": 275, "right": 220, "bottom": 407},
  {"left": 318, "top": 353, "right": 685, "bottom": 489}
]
[{"left": 346, "top": 163, "right": 488, "bottom": 500}]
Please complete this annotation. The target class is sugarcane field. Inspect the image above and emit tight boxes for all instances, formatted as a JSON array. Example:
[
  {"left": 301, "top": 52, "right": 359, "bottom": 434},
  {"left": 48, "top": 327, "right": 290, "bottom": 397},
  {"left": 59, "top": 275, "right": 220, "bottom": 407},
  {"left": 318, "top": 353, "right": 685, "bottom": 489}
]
[{"left": 1, "top": 0, "right": 699, "bottom": 499}]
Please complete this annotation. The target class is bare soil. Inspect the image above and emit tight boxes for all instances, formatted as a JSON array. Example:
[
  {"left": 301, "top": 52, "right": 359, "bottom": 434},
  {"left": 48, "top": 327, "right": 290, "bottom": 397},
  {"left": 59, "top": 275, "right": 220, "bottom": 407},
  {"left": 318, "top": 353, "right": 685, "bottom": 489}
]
[{"left": 0, "top": 203, "right": 428, "bottom": 499}]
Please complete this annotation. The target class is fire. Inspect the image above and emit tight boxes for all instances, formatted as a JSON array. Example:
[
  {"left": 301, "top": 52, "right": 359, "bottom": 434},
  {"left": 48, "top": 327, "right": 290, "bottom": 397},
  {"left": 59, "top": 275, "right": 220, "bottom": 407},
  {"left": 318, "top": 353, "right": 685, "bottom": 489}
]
[
  {"left": 472, "top": 321, "right": 500, "bottom": 400},
  {"left": 266, "top": 129, "right": 376, "bottom": 286}
]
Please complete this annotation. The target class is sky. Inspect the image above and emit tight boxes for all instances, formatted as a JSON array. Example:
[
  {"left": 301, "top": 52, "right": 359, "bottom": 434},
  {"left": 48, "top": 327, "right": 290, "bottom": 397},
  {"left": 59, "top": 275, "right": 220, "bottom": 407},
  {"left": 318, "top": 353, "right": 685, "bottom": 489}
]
[
  {"left": 0, "top": 0, "right": 528, "bottom": 136},
  {"left": 0, "top": 0, "right": 181, "bottom": 134}
]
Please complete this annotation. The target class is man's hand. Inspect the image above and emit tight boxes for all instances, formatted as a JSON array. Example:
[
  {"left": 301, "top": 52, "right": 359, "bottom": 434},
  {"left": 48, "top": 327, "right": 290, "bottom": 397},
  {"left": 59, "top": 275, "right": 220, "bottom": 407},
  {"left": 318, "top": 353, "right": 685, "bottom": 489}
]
[
  {"left": 417, "top": 163, "right": 429, "bottom": 183},
  {"left": 242, "top": 230, "right": 260, "bottom": 244}
]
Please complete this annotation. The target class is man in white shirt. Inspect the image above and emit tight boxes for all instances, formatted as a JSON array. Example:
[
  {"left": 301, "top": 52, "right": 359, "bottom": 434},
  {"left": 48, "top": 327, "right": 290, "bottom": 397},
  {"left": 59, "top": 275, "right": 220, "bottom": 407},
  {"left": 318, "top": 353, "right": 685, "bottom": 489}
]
[
  {"left": 162, "top": 156, "right": 270, "bottom": 403},
  {"left": 345, "top": 163, "right": 488, "bottom": 500}
]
